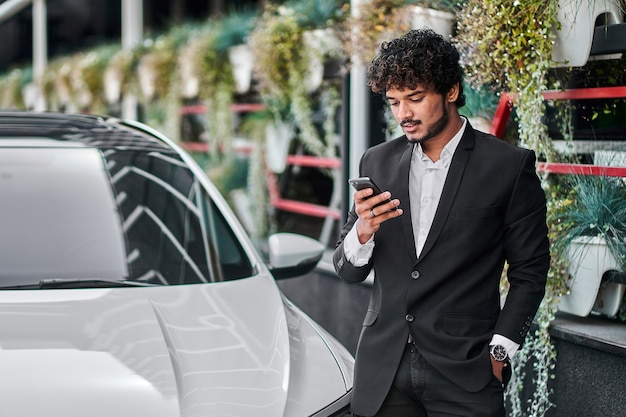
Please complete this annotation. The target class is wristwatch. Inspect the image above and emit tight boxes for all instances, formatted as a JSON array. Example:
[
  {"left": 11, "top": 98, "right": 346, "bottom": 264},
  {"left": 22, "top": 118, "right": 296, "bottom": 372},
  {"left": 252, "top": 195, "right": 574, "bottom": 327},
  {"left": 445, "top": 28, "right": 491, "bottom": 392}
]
[{"left": 490, "top": 344, "right": 509, "bottom": 362}]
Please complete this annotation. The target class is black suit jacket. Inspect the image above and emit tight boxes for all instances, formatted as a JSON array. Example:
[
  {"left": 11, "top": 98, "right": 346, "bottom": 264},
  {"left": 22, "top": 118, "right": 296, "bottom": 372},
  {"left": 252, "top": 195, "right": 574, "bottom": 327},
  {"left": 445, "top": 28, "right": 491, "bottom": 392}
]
[{"left": 333, "top": 124, "right": 550, "bottom": 416}]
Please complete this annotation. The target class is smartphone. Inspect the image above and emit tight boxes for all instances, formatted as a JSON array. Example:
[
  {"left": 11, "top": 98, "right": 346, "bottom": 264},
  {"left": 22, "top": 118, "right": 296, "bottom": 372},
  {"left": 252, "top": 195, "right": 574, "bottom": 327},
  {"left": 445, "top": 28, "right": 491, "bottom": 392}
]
[{"left": 348, "top": 176, "right": 397, "bottom": 210}]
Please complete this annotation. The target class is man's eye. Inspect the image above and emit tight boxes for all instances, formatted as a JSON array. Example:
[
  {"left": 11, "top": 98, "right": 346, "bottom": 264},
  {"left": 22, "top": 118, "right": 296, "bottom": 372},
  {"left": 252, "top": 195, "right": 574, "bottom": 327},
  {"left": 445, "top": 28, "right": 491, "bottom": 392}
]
[{"left": 389, "top": 101, "right": 399, "bottom": 106}]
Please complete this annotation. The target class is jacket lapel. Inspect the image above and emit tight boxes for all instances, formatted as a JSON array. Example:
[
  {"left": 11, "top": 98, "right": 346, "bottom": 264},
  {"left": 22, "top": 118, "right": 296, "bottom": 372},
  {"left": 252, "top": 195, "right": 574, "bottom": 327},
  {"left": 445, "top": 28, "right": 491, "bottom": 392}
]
[
  {"left": 416, "top": 127, "right": 476, "bottom": 262},
  {"left": 396, "top": 140, "right": 418, "bottom": 264}
]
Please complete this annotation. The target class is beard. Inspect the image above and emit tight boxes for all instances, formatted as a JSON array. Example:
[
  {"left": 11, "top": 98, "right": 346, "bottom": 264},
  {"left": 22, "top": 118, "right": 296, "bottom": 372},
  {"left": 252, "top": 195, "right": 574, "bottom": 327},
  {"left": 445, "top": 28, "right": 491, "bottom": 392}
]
[{"left": 402, "top": 99, "right": 449, "bottom": 144}]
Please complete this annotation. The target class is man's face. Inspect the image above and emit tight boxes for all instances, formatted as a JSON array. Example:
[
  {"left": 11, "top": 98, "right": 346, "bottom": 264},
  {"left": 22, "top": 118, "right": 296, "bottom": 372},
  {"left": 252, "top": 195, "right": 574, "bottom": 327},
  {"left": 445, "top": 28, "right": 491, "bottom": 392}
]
[{"left": 385, "top": 85, "right": 450, "bottom": 144}]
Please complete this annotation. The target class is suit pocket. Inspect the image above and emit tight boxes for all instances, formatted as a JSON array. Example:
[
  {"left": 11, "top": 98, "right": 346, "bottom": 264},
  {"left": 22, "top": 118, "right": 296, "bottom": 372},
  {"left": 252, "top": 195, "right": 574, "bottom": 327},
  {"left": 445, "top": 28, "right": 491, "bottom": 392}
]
[
  {"left": 455, "top": 205, "right": 499, "bottom": 218},
  {"left": 363, "top": 309, "right": 379, "bottom": 327},
  {"left": 442, "top": 313, "right": 495, "bottom": 337}
]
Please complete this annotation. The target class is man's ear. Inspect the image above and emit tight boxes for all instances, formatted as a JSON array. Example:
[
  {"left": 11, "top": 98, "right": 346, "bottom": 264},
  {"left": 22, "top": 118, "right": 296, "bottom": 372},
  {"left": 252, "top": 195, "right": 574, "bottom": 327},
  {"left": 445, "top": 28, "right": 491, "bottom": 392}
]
[{"left": 446, "top": 83, "right": 460, "bottom": 103}]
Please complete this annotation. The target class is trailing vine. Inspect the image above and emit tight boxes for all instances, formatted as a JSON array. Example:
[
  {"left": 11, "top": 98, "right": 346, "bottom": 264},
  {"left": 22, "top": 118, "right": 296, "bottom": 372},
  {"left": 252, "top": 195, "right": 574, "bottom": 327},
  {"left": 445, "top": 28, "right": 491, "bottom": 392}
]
[
  {"left": 454, "top": 0, "right": 560, "bottom": 161},
  {"left": 506, "top": 188, "right": 571, "bottom": 416},
  {"left": 454, "top": 1, "right": 569, "bottom": 415}
]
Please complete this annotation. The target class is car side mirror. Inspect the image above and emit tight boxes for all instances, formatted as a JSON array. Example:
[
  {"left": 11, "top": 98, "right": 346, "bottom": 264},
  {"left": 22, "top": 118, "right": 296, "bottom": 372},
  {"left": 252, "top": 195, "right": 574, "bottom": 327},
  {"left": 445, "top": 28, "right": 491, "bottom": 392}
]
[{"left": 267, "top": 233, "right": 325, "bottom": 280}]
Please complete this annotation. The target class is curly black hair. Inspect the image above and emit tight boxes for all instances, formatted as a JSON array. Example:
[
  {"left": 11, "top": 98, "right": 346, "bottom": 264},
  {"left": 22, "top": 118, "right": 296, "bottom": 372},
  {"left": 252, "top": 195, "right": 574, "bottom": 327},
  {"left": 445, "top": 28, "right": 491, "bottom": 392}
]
[{"left": 367, "top": 28, "right": 466, "bottom": 108}]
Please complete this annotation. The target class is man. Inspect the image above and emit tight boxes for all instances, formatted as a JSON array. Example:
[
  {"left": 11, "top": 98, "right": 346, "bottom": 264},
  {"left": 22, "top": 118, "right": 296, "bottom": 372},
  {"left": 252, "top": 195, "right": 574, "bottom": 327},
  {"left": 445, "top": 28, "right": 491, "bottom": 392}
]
[{"left": 333, "top": 29, "right": 550, "bottom": 417}]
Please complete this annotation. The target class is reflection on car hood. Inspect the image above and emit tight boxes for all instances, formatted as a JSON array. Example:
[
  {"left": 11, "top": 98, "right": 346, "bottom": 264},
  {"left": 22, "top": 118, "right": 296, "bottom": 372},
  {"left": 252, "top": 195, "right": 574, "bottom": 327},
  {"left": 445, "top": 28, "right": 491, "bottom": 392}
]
[{"left": 0, "top": 274, "right": 349, "bottom": 417}]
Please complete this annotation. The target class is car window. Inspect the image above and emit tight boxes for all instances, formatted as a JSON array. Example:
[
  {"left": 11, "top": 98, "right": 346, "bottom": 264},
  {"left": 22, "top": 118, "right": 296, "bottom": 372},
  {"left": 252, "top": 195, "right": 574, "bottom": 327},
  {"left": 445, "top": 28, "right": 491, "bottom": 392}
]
[
  {"left": 0, "top": 147, "right": 128, "bottom": 283},
  {"left": 0, "top": 145, "right": 254, "bottom": 288}
]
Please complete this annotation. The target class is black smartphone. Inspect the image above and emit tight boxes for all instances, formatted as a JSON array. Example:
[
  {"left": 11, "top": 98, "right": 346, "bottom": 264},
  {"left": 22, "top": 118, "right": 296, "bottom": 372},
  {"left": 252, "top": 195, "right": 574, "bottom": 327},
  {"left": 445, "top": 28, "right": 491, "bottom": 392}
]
[{"left": 348, "top": 176, "right": 397, "bottom": 210}]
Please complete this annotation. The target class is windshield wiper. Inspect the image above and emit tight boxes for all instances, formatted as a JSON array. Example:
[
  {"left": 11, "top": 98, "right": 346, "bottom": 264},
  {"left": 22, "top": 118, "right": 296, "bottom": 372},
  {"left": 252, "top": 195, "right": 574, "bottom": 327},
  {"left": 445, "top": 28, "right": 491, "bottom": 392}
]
[
  {"left": 40, "top": 278, "right": 160, "bottom": 288},
  {"left": 0, "top": 278, "right": 160, "bottom": 290}
]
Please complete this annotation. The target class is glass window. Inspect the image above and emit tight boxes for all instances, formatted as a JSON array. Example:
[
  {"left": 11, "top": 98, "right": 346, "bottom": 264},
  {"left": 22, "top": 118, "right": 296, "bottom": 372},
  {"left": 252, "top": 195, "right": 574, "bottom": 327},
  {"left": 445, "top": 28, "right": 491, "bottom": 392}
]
[
  {"left": 0, "top": 148, "right": 128, "bottom": 284},
  {"left": 0, "top": 145, "right": 254, "bottom": 288}
]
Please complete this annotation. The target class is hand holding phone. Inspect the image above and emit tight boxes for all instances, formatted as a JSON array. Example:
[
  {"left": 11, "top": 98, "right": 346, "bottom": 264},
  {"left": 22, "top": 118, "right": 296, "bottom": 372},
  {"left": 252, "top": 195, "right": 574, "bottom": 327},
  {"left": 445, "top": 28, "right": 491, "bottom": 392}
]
[{"left": 348, "top": 177, "right": 397, "bottom": 210}]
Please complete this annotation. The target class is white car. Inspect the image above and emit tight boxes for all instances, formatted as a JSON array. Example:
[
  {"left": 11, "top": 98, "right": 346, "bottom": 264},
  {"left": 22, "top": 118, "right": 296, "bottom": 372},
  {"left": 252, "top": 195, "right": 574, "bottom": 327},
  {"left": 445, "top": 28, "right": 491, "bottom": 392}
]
[{"left": 0, "top": 111, "right": 353, "bottom": 417}]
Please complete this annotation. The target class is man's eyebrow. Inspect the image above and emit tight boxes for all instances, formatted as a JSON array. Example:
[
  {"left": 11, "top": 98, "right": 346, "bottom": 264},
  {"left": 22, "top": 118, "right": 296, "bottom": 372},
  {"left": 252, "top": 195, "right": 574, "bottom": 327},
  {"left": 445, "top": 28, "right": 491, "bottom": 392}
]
[{"left": 385, "top": 90, "right": 425, "bottom": 100}]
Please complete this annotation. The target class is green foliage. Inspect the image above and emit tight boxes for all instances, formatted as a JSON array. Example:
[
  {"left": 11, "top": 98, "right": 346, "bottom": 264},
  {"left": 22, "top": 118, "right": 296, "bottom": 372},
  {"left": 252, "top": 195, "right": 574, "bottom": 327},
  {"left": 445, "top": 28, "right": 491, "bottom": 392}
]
[
  {"left": 189, "top": 23, "right": 236, "bottom": 155},
  {"left": 452, "top": 2, "right": 604, "bottom": 415},
  {"left": 0, "top": 68, "right": 30, "bottom": 109},
  {"left": 249, "top": 5, "right": 308, "bottom": 113},
  {"left": 207, "top": 155, "right": 249, "bottom": 196},
  {"left": 458, "top": 81, "right": 499, "bottom": 119},
  {"left": 214, "top": 8, "right": 259, "bottom": 51},
  {"left": 506, "top": 174, "right": 626, "bottom": 415},
  {"left": 405, "top": 0, "right": 461, "bottom": 12},
  {"left": 503, "top": 183, "right": 569, "bottom": 417},
  {"left": 552, "top": 174, "right": 626, "bottom": 272},
  {"left": 286, "top": 0, "right": 346, "bottom": 28},
  {"left": 341, "top": 0, "right": 411, "bottom": 65},
  {"left": 79, "top": 45, "right": 119, "bottom": 111},
  {"left": 454, "top": 0, "right": 560, "bottom": 159},
  {"left": 248, "top": 2, "right": 341, "bottom": 159}
]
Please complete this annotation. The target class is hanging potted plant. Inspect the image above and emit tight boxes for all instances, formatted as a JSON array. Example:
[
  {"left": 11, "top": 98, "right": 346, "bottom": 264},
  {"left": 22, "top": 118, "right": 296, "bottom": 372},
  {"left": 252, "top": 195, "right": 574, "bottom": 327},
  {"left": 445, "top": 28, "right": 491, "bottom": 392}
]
[
  {"left": 341, "top": 0, "right": 412, "bottom": 66},
  {"left": 192, "top": 22, "right": 237, "bottom": 157},
  {"left": 137, "top": 25, "right": 197, "bottom": 141},
  {"left": 0, "top": 68, "right": 30, "bottom": 110},
  {"left": 409, "top": 0, "right": 457, "bottom": 39},
  {"left": 552, "top": 0, "right": 624, "bottom": 67},
  {"left": 39, "top": 56, "right": 75, "bottom": 112},
  {"left": 454, "top": 1, "right": 564, "bottom": 415},
  {"left": 134, "top": 34, "right": 180, "bottom": 138},
  {"left": 287, "top": 0, "right": 346, "bottom": 92},
  {"left": 341, "top": 0, "right": 455, "bottom": 67},
  {"left": 249, "top": 2, "right": 330, "bottom": 159},
  {"left": 455, "top": 1, "right": 626, "bottom": 414},
  {"left": 177, "top": 25, "right": 205, "bottom": 100},
  {"left": 103, "top": 42, "right": 146, "bottom": 109},
  {"left": 552, "top": 173, "right": 626, "bottom": 317},
  {"left": 74, "top": 45, "right": 119, "bottom": 115},
  {"left": 454, "top": 0, "right": 560, "bottom": 159},
  {"left": 214, "top": 8, "right": 259, "bottom": 96}
]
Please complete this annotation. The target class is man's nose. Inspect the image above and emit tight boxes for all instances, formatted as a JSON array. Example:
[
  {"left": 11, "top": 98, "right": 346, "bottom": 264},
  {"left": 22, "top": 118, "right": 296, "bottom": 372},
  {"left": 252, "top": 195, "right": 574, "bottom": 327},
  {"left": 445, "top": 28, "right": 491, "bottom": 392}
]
[{"left": 397, "top": 101, "right": 413, "bottom": 119}]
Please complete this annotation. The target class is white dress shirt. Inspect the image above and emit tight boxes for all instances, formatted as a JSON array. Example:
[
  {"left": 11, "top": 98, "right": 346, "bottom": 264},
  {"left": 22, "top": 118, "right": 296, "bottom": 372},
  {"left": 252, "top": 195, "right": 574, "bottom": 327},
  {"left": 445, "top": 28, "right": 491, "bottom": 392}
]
[{"left": 410, "top": 119, "right": 463, "bottom": 257}]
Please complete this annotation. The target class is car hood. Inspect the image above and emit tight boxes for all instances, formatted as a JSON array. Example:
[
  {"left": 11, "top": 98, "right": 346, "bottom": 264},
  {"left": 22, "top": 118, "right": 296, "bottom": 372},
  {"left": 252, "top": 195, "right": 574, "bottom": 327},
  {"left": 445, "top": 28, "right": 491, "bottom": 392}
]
[{"left": 0, "top": 274, "right": 351, "bottom": 417}]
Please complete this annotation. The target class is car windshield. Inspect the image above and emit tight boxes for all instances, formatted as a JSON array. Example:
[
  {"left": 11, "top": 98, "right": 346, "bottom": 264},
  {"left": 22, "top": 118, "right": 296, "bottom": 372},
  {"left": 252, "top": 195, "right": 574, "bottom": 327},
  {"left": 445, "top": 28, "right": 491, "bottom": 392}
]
[{"left": 0, "top": 141, "right": 254, "bottom": 288}]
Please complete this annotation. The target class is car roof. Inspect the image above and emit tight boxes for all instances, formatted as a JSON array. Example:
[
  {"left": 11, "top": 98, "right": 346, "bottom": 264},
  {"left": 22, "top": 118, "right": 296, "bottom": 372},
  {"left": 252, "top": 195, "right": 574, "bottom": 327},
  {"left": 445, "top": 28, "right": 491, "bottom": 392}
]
[{"left": 0, "top": 111, "right": 174, "bottom": 153}]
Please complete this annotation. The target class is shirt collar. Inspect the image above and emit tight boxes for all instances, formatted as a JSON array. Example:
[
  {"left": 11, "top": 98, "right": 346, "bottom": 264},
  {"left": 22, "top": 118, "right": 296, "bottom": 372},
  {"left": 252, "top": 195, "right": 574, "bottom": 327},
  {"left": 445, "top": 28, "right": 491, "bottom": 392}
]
[{"left": 415, "top": 117, "right": 467, "bottom": 165}]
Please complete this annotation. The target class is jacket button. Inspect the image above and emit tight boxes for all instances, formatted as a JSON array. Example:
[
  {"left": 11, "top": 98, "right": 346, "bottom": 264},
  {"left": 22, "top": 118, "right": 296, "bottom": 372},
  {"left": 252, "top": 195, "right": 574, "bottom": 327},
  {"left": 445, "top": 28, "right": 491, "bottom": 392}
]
[
  {"left": 411, "top": 271, "right": 420, "bottom": 279},
  {"left": 405, "top": 314, "right": 414, "bottom": 322}
]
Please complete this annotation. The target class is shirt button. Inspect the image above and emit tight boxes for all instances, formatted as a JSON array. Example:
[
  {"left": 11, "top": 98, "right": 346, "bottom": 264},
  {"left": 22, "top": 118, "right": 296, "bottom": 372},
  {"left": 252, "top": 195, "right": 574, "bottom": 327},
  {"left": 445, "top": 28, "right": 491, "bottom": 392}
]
[
  {"left": 411, "top": 271, "right": 420, "bottom": 280},
  {"left": 405, "top": 314, "right": 414, "bottom": 322}
]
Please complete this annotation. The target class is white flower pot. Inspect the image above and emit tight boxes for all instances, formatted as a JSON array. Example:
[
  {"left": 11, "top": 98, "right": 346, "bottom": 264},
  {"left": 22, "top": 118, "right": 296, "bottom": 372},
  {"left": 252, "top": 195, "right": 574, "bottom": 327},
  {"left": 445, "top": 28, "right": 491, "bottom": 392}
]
[
  {"left": 559, "top": 236, "right": 625, "bottom": 317},
  {"left": 302, "top": 29, "right": 341, "bottom": 93},
  {"left": 410, "top": 6, "right": 455, "bottom": 39},
  {"left": 594, "top": 150, "right": 626, "bottom": 167},
  {"left": 552, "top": 0, "right": 623, "bottom": 67},
  {"left": 103, "top": 65, "right": 122, "bottom": 104},
  {"left": 178, "top": 56, "right": 199, "bottom": 99},
  {"left": 137, "top": 54, "right": 157, "bottom": 100},
  {"left": 228, "top": 44, "right": 254, "bottom": 95},
  {"left": 594, "top": 150, "right": 626, "bottom": 185},
  {"left": 265, "top": 119, "right": 294, "bottom": 174}
]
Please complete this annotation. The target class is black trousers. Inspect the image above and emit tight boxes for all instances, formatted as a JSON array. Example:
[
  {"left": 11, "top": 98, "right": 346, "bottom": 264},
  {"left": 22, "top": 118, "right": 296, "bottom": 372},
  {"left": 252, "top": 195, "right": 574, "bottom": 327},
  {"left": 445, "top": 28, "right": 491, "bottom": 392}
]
[{"left": 362, "top": 343, "right": 505, "bottom": 417}]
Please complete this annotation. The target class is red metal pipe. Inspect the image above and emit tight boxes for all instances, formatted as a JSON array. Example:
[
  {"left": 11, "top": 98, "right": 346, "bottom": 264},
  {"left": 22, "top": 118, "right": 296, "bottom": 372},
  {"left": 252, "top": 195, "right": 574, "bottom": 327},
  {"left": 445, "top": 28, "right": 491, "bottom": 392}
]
[{"left": 538, "top": 162, "right": 626, "bottom": 177}]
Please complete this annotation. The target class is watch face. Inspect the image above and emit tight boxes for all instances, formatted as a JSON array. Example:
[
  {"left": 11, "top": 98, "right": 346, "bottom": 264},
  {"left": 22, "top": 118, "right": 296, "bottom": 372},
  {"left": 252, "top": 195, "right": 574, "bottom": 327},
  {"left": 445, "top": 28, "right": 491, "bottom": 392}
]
[{"left": 491, "top": 345, "right": 508, "bottom": 361}]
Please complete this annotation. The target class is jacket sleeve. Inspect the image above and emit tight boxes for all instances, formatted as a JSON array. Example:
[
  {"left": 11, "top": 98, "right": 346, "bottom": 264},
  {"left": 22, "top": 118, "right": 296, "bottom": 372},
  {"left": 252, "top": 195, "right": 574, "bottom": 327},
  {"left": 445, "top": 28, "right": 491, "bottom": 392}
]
[
  {"left": 332, "top": 203, "right": 374, "bottom": 284},
  {"left": 496, "top": 150, "right": 550, "bottom": 345}
]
